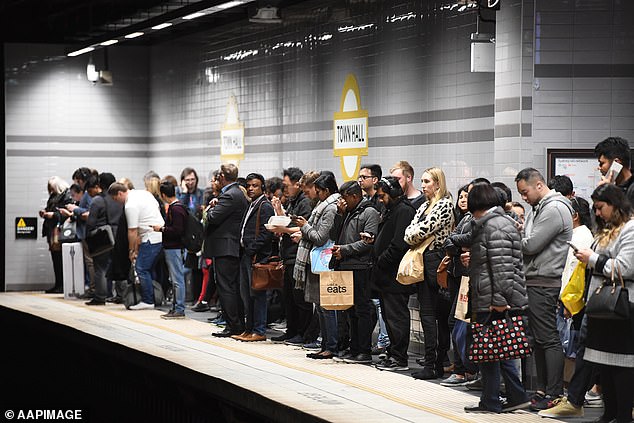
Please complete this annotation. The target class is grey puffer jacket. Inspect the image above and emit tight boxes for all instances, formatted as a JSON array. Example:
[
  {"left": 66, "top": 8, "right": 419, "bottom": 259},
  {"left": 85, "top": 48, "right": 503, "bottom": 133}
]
[{"left": 470, "top": 207, "right": 528, "bottom": 312}]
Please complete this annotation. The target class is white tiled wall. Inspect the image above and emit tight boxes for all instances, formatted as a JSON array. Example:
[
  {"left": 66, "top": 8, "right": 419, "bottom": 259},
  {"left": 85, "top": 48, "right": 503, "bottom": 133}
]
[
  {"left": 5, "top": 44, "right": 150, "bottom": 290},
  {"left": 5, "top": 0, "right": 634, "bottom": 293}
]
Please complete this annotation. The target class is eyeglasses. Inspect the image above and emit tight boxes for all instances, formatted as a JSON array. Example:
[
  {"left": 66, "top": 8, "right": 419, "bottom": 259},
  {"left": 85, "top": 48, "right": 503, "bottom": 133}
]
[{"left": 358, "top": 175, "right": 373, "bottom": 180}]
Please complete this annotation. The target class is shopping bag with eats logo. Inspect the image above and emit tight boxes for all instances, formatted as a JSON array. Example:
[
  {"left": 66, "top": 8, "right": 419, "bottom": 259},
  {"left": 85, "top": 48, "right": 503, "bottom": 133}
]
[{"left": 319, "top": 271, "right": 354, "bottom": 310}]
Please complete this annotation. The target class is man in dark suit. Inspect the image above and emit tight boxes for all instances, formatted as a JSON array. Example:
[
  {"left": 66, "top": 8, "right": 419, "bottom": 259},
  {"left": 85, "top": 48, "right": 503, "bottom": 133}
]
[
  {"left": 232, "top": 173, "right": 275, "bottom": 342},
  {"left": 204, "top": 163, "right": 249, "bottom": 337}
]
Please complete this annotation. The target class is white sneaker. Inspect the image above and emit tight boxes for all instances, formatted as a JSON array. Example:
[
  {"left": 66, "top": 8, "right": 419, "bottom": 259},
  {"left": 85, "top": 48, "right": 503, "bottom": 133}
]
[{"left": 129, "top": 302, "right": 154, "bottom": 310}]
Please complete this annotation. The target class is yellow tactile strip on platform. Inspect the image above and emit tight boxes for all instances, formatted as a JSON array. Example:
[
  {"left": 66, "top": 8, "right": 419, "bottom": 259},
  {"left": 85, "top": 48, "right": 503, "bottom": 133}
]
[{"left": 0, "top": 292, "right": 567, "bottom": 423}]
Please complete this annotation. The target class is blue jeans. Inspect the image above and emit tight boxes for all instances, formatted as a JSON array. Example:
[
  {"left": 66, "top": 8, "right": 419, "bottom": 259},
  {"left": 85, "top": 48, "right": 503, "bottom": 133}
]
[
  {"left": 476, "top": 312, "right": 528, "bottom": 412},
  {"left": 164, "top": 248, "right": 186, "bottom": 314},
  {"left": 135, "top": 241, "right": 162, "bottom": 304},
  {"left": 318, "top": 307, "right": 338, "bottom": 353},
  {"left": 239, "top": 254, "right": 267, "bottom": 335},
  {"left": 372, "top": 298, "right": 390, "bottom": 348}
]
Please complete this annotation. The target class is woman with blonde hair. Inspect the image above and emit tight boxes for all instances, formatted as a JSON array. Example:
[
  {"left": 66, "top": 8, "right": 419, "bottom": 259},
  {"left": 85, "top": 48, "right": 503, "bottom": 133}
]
[
  {"left": 39, "top": 176, "right": 73, "bottom": 293},
  {"left": 404, "top": 167, "right": 455, "bottom": 379}
]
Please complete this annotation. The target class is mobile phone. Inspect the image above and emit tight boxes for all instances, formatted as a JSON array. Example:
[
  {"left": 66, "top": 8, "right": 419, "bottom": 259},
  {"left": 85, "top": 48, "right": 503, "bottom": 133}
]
[
  {"left": 608, "top": 160, "right": 624, "bottom": 182},
  {"left": 289, "top": 214, "right": 299, "bottom": 220},
  {"left": 567, "top": 241, "right": 579, "bottom": 253}
]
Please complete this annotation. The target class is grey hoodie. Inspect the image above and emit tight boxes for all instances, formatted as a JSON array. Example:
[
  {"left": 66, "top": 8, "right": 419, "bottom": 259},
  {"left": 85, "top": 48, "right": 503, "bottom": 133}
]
[{"left": 522, "top": 190, "right": 574, "bottom": 287}]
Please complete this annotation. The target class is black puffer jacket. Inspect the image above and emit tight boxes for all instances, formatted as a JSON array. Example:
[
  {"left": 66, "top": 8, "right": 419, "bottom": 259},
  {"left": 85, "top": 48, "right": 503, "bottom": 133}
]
[{"left": 469, "top": 207, "right": 528, "bottom": 312}]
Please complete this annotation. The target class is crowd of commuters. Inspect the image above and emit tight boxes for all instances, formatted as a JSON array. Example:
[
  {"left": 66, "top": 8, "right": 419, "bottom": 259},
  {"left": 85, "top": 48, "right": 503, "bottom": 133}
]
[{"left": 40, "top": 136, "right": 634, "bottom": 420}]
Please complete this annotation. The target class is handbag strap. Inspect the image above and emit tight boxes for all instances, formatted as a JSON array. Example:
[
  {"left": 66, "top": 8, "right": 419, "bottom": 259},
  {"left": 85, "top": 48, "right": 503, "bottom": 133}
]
[{"left": 251, "top": 199, "right": 264, "bottom": 265}]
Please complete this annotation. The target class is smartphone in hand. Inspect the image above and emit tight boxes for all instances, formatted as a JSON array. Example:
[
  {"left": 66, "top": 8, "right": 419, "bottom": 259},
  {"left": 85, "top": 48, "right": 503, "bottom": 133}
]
[
  {"left": 608, "top": 160, "right": 624, "bottom": 182},
  {"left": 567, "top": 241, "right": 579, "bottom": 253}
]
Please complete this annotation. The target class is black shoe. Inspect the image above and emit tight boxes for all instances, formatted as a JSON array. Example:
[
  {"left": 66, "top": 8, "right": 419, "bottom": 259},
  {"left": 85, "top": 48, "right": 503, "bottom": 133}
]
[
  {"left": 212, "top": 329, "right": 240, "bottom": 338},
  {"left": 343, "top": 353, "right": 372, "bottom": 364},
  {"left": 191, "top": 302, "right": 211, "bottom": 312},
  {"left": 333, "top": 351, "right": 354, "bottom": 362},
  {"left": 78, "top": 290, "right": 94, "bottom": 299},
  {"left": 464, "top": 404, "right": 499, "bottom": 414},
  {"left": 411, "top": 367, "right": 440, "bottom": 380},
  {"left": 271, "top": 333, "right": 291, "bottom": 343},
  {"left": 85, "top": 299, "right": 106, "bottom": 306},
  {"left": 45, "top": 286, "right": 63, "bottom": 294},
  {"left": 106, "top": 296, "right": 122, "bottom": 304}
]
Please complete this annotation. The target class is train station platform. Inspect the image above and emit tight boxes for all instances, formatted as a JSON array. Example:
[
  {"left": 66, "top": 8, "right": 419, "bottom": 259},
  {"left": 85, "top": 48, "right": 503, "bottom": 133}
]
[{"left": 0, "top": 292, "right": 592, "bottom": 423}]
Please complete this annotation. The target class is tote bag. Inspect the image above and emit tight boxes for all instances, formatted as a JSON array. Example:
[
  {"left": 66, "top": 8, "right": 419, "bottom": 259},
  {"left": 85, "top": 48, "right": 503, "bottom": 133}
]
[
  {"left": 396, "top": 235, "right": 435, "bottom": 285},
  {"left": 310, "top": 240, "right": 335, "bottom": 273},
  {"left": 320, "top": 271, "right": 354, "bottom": 310},
  {"left": 454, "top": 276, "right": 471, "bottom": 322},
  {"left": 560, "top": 262, "right": 586, "bottom": 316},
  {"left": 86, "top": 225, "right": 115, "bottom": 256}
]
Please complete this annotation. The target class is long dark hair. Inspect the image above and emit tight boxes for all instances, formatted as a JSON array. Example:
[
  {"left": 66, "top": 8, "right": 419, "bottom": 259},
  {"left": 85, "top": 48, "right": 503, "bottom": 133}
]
[
  {"left": 314, "top": 174, "right": 338, "bottom": 195},
  {"left": 591, "top": 184, "right": 633, "bottom": 245}
]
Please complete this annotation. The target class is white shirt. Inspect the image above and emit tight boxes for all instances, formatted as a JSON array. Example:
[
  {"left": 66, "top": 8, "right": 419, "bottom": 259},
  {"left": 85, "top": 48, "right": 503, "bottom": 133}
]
[{"left": 125, "top": 189, "right": 164, "bottom": 244}]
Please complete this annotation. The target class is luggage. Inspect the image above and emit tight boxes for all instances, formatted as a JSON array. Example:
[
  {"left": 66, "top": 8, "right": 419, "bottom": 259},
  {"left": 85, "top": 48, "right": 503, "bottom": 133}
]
[
  {"left": 122, "top": 265, "right": 164, "bottom": 309},
  {"left": 62, "top": 242, "right": 84, "bottom": 299}
]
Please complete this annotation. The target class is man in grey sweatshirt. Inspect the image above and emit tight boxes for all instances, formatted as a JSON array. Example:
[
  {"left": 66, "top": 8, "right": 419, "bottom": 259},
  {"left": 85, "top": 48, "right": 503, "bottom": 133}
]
[{"left": 516, "top": 168, "right": 573, "bottom": 411}]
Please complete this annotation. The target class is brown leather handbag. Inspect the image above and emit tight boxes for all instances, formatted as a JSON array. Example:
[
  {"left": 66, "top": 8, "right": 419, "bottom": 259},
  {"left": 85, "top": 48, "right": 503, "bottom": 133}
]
[
  {"left": 252, "top": 257, "right": 285, "bottom": 290},
  {"left": 250, "top": 200, "right": 285, "bottom": 290},
  {"left": 436, "top": 254, "right": 451, "bottom": 289}
]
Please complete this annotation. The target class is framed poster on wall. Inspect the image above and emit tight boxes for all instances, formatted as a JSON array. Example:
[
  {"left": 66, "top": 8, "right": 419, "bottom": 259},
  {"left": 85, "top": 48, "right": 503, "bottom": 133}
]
[{"left": 547, "top": 149, "right": 600, "bottom": 202}]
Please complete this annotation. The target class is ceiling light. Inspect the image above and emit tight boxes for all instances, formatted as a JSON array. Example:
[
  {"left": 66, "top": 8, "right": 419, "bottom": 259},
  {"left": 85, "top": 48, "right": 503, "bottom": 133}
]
[
  {"left": 217, "top": 1, "right": 243, "bottom": 9},
  {"left": 182, "top": 12, "right": 205, "bottom": 20},
  {"left": 100, "top": 40, "right": 118, "bottom": 46},
  {"left": 86, "top": 56, "right": 99, "bottom": 83},
  {"left": 124, "top": 32, "right": 144, "bottom": 39},
  {"left": 152, "top": 22, "right": 173, "bottom": 30},
  {"left": 67, "top": 47, "right": 95, "bottom": 57}
]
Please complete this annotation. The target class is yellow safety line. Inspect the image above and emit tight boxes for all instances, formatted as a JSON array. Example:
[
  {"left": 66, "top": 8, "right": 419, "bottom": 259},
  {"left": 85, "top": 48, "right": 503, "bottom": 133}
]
[{"left": 36, "top": 293, "right": 475, "bottom": 423}]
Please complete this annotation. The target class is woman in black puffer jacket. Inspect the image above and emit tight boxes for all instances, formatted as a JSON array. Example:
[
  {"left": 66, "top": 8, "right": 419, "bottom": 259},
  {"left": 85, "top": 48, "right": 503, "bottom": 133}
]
[{"left": 464, "top": 182, "right": 529, "bottom": 414}]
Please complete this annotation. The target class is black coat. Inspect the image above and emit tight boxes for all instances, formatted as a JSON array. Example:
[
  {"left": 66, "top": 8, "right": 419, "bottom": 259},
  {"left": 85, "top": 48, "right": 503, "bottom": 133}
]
[
  {"left": 42, "top": 188, "right": 73, "bottom": 242},
  {"left": 203, "top": 183, "right": 249, "bottom": 258},
  {"left": 371, "top": 197, "right": 417, "bottom": 294},
  {"left": 240, "top": 195, "right": 275, "bottom": 261},
  {"left": 469, "top": 207, "right": 528, "bottom": 312}
]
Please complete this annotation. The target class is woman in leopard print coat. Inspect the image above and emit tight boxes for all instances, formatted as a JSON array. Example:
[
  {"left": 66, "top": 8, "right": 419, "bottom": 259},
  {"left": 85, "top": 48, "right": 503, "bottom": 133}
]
[{"left": 404, "top": 167, "right": 455, "bottom": 380}]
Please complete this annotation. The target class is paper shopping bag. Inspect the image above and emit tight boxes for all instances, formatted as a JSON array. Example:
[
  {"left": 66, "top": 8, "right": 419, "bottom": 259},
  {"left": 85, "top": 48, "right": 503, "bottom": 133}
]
[{"left": 320, "top": 271, "right": 354, "bottom": 310}]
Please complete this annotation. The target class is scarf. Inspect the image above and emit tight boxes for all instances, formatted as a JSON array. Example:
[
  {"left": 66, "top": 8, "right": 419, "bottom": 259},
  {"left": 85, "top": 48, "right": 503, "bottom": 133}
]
[{"left": 293, "top": 193, "right": 340, "bottom": 289}]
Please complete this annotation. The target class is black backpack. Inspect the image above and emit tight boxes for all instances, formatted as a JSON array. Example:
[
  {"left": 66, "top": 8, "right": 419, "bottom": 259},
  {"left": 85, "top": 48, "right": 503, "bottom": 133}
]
[{"left": 174, "top": 203, "right": 204, "bottom": 253}]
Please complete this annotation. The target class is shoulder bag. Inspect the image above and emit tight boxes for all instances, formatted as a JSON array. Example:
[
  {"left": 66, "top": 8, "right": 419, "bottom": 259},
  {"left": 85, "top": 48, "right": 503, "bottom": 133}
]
[
  {"left": 251, "top": 201, "right": 285, "bottom": 290},
  {"left": 396, "top": 235, "right": 435, "bottom": 285},
  {"left": 585, "top": 261, "right": 630, "bottom": 320},
  {"left": 86, "top": 225, "right": 115, "bottom": 256}
]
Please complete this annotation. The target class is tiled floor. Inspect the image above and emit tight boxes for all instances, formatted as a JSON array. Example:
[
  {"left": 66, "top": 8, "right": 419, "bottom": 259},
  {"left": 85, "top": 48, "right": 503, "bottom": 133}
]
[{"left": 0, "top": 292, "right": 600, "bottom": 423}]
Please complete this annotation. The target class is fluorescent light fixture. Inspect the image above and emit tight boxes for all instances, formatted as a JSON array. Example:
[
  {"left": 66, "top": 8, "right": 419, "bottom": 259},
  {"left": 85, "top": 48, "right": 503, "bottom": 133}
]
[
  {"left": 67, "top": 47, "right": 95, "bottom": 57},
  {"left": 124, "top": 32, "right": 144, "bottom": 39},
  {"left": 151, "top": 22, "right": 173, "bottom": 30},
  {"left": 100, "top": 39, "right": 118, "bottom": 46},
  {"left": 182, "top": 12, "right": 205, "bottom": 20},
  {"left": 217, "top": 1, "right": 243, "bottom": 9}
]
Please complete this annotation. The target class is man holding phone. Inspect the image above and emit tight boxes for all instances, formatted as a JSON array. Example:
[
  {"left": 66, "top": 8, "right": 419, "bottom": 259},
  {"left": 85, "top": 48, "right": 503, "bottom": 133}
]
[{"left": 595, "top": 136, "right": 634, "bottom": 205}]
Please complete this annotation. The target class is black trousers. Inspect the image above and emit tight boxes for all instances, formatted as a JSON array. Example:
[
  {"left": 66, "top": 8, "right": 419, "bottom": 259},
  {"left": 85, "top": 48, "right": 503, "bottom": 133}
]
[
  {"left": 417, "top": 250, "right": 450, "bottom": 371},
  {"left": 348, "top": 269, "right": 373, "bottom": 356},
  {"left": 380, "top": 291, "right": 411, "bottom": 365},
  {"left": 598, "top": 364, "right": 634, "bottom": 423},
  {"left": 282, "top": 262, "right": 313, "bottom": 339},
  {"left": 213, "top": 255, "right": 244, "bottom": 334},
  {"left": 50, "top": 249, "right": 63, "bottom": 290}
]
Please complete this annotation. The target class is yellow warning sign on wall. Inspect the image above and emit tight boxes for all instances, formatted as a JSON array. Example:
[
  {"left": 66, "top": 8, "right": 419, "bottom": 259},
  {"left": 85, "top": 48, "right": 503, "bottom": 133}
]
[{"left": 16, "top": 217, "right": 37, "bottom": 239}]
